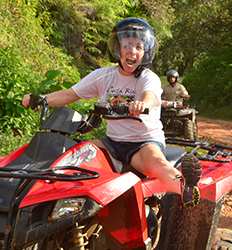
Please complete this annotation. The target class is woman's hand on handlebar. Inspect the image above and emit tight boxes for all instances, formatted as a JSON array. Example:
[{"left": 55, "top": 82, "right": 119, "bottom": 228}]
[
  {"left": 22, "top": 94, "right": 47, "bottom": 110},
  {"left": 128, "top": 101, "right": 147, "bottom": 116},
  {"left": 22, "top": 94, "right": 31, "bottom": 108}
]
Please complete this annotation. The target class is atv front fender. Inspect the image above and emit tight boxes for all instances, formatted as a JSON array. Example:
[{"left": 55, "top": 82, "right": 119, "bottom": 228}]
[
  {"left": 20, "top": 172, "right": 142, "bottom": 208},
  {"left": 97, "top": 177, "right": 149, "bottom": 250}
]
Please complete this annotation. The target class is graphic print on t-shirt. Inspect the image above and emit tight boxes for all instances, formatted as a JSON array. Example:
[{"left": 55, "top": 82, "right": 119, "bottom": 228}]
[{"left": 106, "top": 86, "right": 136, "bottom": 106}]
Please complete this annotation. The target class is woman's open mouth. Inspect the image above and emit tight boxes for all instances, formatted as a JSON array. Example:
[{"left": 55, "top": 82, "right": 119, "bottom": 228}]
[{"left": 126, "top": 58, "right": 137, "bottom": 66}]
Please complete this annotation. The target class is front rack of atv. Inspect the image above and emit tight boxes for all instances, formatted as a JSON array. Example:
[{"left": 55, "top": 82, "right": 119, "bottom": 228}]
[{"left": 166, "top": 137, "right": 232, "bottom": 162}]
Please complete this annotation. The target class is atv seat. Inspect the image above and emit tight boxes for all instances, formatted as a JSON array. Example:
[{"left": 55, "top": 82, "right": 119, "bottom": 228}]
[{"left": 164, "top": 145, "right": 185, "bottom": 165}]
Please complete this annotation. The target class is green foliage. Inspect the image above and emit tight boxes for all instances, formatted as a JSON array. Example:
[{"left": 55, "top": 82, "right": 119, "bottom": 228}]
[
  {"left": 183, "top": 47, "right": 232, "bottom": 119},
  {"left": 35, "top": 0, "right": 175, "bottom": 75},
  {"left": 140, "top": 0, "right": 175, "bottom": 40},
  {"left": 35, "top": 0, "right": 133, "bottom": 76},
  {"left": 0, "top": 0, "right": 80, "bottom": 135},
  {"left": 0, "top": 47, "right": 39, "bottom": 132},
  {"left": 0, "top": 128, "right": 33, "bottom": 156},
  {"left": 160, "top": 0, "right": 232, "bottom": 119},
  {"left": 84, "top": 0, "right": 131, "bottom": 53},
  {"left": 157, "top": 0, "right": 232, "bottom": 74}
]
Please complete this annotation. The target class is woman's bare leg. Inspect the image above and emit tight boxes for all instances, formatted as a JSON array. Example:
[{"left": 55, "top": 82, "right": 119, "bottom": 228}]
[{"left": 131, "top": 143, "right": 182, "bottom": 194}]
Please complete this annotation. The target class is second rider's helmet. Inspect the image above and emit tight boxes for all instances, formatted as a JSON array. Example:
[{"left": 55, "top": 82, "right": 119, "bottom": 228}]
[
  {"left": 166, "top": 69, "right": 179, "bottom": 81},
  {"left": 108, "top": 17, "right": 156, "bottom": 66}
]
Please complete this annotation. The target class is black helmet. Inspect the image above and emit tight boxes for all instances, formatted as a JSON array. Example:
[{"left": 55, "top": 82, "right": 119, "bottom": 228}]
[
  {"left": 166, "top": 69, "right": 179, "bottom": 80},
  {"left": 108, "top": 17, "right": 156, "bottom": 65}
]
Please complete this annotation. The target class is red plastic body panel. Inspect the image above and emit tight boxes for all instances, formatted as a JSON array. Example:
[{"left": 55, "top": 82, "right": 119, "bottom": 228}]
[
  {"left": 199, "top": 160, "right": 232, "bottom": 202},
  {"left": 20, "top": 171, "right": 142, "bottom": 208},
  {"left": 19, "top": 142, "right": 142, "bottom": 208},
  {"left": 8, "top": 141, "right": 231, "bottom": 207},
  {"left": 0, "top": 144, "right": 28, "bottom": 167},
  {"left": 17, "top": 141, "right": 150, "bottom": 249},
  {"left": 97, "top": 181, "right": 148, "bottom": 249},
  {"left": 142, "top": 159, "right": 232, "bottom": 202}
]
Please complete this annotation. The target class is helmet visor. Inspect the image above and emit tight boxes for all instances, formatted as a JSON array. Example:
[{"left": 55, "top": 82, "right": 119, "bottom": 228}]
[
  {"left": 118, "top": 29, "right": 155, "bottom": 51},
  {"left": 108, "top": 28, "right": 155, "bottom": 64}
]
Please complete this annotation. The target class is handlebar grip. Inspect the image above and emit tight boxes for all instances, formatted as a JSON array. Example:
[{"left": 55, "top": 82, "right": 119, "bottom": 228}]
[
  {"left": 94, "top": 103, "right": 149, "bottom": 115},
  {"left": 113, "top": 105, "right": 149, "bottom": 115}
]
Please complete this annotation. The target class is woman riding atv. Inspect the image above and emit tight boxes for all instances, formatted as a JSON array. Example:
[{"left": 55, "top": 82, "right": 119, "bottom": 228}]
[{"left": 22, "top": 18, "right": 200, "bottom": 207}]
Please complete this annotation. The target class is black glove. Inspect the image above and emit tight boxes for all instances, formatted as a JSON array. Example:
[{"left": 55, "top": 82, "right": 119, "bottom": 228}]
[{"left": 29, "top": 94, "right": 47, "bottom": 109}]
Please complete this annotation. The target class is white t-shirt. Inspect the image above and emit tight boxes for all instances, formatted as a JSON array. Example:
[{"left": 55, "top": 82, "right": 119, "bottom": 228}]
[{"left": 72, "top": 66, "right": 165, "bottom": 145}]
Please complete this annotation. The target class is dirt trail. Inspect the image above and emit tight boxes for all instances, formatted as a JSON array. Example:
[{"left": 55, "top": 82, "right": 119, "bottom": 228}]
[
  {"left": 198, "top": 117, "right": 232, "bottom": 145},
  {"left": 197, "top": 117, "right": 232, "bottom": 230}
]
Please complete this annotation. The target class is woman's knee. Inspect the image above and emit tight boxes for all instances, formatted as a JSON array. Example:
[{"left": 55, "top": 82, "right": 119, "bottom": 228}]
[
  {"left": 142, "top": 144, "right": 167, "bottom": 165},
  {"left": 131, "top": 144, "right": 179, "bottom": 178},
  {"left": 132, "top": 144, "right": 161, "bottom": 166}
]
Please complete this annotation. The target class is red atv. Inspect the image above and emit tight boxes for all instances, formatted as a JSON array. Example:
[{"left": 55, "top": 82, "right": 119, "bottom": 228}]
[{"left": 0, "top": 99, "right": 231, "bottom": 250}]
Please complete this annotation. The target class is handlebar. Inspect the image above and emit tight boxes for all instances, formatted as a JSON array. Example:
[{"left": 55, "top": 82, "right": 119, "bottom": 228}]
[
  {"left": 28, "top": 95, "right": 150, "bottom": 134},
  {"left": 93, "top": 103, "right": 149, "bottom": 122}
]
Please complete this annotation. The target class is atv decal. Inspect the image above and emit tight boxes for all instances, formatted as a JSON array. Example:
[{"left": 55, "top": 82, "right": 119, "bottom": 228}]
[{"left": 58, "top": 144, "right": 97, "bottom": 167}]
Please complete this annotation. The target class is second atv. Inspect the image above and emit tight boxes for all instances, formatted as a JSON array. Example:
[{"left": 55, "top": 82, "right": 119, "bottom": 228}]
[{"left": 161, "top": 104, "right": 198, "bottom": 140}]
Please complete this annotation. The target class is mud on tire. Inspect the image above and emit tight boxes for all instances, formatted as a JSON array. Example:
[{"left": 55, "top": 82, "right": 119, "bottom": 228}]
[
  {"left": 184, "top": 120, "right": 196, "bottom": 140},
  {"left": 193, "top": 122, "right": 198, "bottom": 140}
]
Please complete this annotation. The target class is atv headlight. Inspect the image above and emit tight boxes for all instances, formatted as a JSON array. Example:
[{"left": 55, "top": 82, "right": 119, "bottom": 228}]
[{"left": 51, "top": 198, "right": 86, "bottom": 220}]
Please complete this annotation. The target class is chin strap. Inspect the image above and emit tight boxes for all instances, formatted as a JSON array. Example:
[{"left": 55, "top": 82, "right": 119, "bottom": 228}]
[{"left": 134, "top": 65, "right": 146, "bottom": 78}]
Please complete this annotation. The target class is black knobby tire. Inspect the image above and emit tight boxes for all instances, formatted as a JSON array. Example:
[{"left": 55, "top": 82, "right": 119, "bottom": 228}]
[
  {"left": 193, "top": 117, "right": 198, "bottom": 140},
  {"left": 156, "top": 194, "right": 184, "bottom": 250}
]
